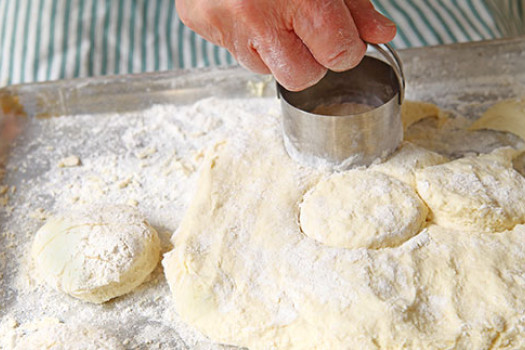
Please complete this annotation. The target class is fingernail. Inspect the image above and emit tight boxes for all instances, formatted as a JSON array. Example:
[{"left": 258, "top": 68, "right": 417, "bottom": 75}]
[{"left": 326, "top": 43, "right": 366, "bottom": 72}]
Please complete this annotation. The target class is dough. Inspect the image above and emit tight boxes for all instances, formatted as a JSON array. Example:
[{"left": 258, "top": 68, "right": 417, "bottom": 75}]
[
  {"left": 469, "top": 98, "right": 525, "bottom": 141},
  {"left": 401, "top": 100, "right": 448, "bottom": 130},
  {"left": 31, "top": 205, "right": 160, "bottom": 303},
  {"left": 299, "top": 170, "right": 427, "bottom": 249},
  {"left": 370, "top": 142, "right": 448, "bottom": 187},
  {"left": 10, "top": 318, "right": 123, "bottom": 350},
  {"left": 415, "top": 149, "right": 525, "bottom": 232},
  {"left": 163, "top": 132, "right": 525, "bottom": 349}
]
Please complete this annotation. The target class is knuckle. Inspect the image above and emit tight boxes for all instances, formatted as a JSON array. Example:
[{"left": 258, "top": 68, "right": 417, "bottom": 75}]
[
  {"left": 322, "top": 39, "right": 366, "bottom": 70},
  {"left": 325, "top": 49, "right": 351, "bottom": 67}
]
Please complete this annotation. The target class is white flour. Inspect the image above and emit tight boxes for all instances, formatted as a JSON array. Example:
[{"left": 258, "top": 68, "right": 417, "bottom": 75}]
[
  {"left": 31, "top": 204, "right": 161, "bottom": 304},
  {"left": 0, "top": 97, "right": 523, "bottom": 349}
]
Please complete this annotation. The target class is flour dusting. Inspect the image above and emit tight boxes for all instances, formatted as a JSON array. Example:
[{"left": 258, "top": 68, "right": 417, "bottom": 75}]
[{"left": 0, "top": 97, "right": 523, "bottom": 349}]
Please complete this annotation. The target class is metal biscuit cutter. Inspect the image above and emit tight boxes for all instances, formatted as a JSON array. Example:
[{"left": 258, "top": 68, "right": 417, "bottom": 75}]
[{"left": 277, "top": 43, "right": 405, "bottom": 170}]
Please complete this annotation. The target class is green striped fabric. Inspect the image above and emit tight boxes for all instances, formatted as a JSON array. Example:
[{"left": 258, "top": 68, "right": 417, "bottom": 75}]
[{"left": 0, "top": 0, "right": 505, "bottom": 86}]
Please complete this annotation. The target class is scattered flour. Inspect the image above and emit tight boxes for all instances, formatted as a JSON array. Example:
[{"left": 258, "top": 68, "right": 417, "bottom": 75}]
[
  {"left": 0, "top": 98, "right": 280, "bottom": 349},
  {"left": 0, "top": 96, "right": 523, "bottom": 349}
]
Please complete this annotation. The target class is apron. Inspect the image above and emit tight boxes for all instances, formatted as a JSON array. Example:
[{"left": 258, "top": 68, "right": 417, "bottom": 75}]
[{"left": 0, "top": 0, "right": 502, "bottom": 87}]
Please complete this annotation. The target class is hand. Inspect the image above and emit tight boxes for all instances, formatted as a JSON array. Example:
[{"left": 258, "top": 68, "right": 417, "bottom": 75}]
[{"left": 177, "top": 0, "right": 396, "bottom": 91}]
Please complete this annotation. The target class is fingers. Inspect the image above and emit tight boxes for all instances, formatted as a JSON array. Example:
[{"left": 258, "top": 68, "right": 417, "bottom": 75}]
[
  {"left": 176, "top": 0, "right": 396, "bottom": 91},
  {"left": 177, "top": 0, "right": 271, "bottom": 75},
  {"left": 292, "top": 0, "right": 367, "bottom": 72},
  {"left": 233, "top": 38, "right": 272, "bottom": 75},
  {"left": 251, "top": 29, "right": 327, "bottom": 91},
  {"left": 225, "top": 2, "right": 326, "bottom": 91},
  {"left": 344, "top": 0, "right": 397, "bottom": 43},
  {"left": 176, "top": 0, "right": 226, "bottom": 47}
]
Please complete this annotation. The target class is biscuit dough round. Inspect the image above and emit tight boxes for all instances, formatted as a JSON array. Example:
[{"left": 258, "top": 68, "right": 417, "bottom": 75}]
[
  {"left": 416, "top": 150, "right": 525, "bottom": 232},
  {"left": 31, "top": 205, "right": 160, "bottom": 303},
  {"left": 299, "top": 171, "right": 428, "bottom": 249}
]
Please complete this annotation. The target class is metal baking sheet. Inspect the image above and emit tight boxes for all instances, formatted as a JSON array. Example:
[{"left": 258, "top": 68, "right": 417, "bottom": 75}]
[
  {"left": 1, "top": 36, "right": 525, "bottom": 349},
  {"left": 1, "top": 36, "right": 524, "bottom": 119}
]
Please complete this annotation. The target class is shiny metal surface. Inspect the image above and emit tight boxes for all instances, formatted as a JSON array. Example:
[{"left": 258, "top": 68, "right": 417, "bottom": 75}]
[
  {"left": 375, "top": 43, "right": 405, "bottom": 104},
  {"left": 277, "top": 44, "right": 404, "bottom": 169},
  {"left": 2, "top": 36, "right": 524, "bottom": 120}
]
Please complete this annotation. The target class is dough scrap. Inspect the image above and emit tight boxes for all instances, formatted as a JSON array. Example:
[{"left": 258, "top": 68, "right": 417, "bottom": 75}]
[
  {"left": 415, "top": 149, "right": 525, "bottom": 232},
  {"left": 163, "top": 131, "right": 525, "bottom": 349},
  {"left": 469, "top": 98, "right": 525, "bottom": 141},
  {"left": 31, "top": 205, "right": 160, "bottom": 303},
  {"left": 370, "top": 142, "right": 448, "bottom": 188},
  {"left": 299, "top": 170, "right": 428, "bottom": 249},
  {"left": 58, "top": 155, "right": 81, "bottom": 168},
  {"left": 401, "top": 100, "right": 448, "bottom": 130}
]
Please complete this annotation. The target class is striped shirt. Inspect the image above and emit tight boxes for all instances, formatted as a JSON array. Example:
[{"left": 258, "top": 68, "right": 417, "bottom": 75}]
[{"left": 0, "top": 0, "right": 511, "bottom": 87}]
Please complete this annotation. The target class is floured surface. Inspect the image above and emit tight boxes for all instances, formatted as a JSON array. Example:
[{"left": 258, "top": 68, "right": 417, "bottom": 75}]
[
  {"left": 5, "top": 317, "right": 125, "bottom": 350},
  {"left": 1, "top": 97, "right": 525, "bottom": 349},
  {"left": 163, "top": 117, "right": 525, "bottom": 349},
  {"left": 0, "top": 98, "right": 281, "bottom": 349}
]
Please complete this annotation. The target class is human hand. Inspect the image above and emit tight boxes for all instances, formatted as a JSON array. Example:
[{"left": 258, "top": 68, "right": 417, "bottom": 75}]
[{"left": 177, "top": 0, "right": 396, "bottom": 91}]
